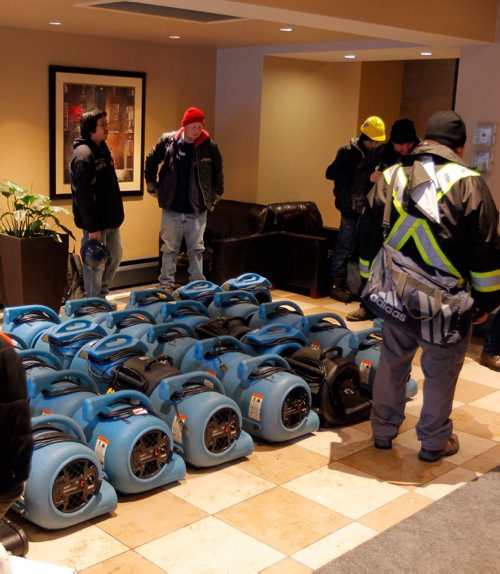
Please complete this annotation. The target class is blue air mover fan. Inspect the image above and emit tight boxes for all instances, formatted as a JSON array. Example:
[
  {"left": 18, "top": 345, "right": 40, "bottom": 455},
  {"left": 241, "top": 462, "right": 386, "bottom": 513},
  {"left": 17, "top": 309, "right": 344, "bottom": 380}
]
[
  {"left": 69, "top": 334, "right": 149, "bottom": 394},
  {"left": 145, "top": 322, "right": 199, "bottom": 367},
  {"left": 248, "top": 300, "right": 304, "bottom": 329},
  {"left": 73, "top": 390, "right": 186, "bottom": 494},
  {"left": 221, "top": 273, "right": 272, "bottom": 303},
  {"left": 173, "top": 280, "right": 223, "bottom": 306},
  {"left": 33, "top": 318, "right": 107, "bottom": 369},
  {"left": 3, "top": 305, "right": 60, "bottom": 348},
  {"left": 11, "top": 414, "right": 117, "bottom": 530},
  {"left": 60, "top": 297, "right": 116, "bottom": 328},
  {"left": 301, "top": 312, "right": 358, "bottom": 357},
  {"left": 161, "top": 300, "right": 211, "bottom": 329},
  {"left": 181, "top": 337, "right": 319, "bottom": 442},
  {"left": 28, "top": 369, "right": 99, "bottom": 417},
  {"left": 106, "top": 308, "right": 156, "bottom": 340},
  {"left": 113, "top": 359, "right": 254, "bottom": 468},
  {"left": 125, "top": 288, "right": 175, "bottom": 320},
  {"left": 241, "top": 323, "right": 307, "bottom": 356},
  {"left": 345, "top": 327, "right": 418, "bottom": 399},
  {"left": 207, "top": 290, "right": 260, "bottom": 321}
]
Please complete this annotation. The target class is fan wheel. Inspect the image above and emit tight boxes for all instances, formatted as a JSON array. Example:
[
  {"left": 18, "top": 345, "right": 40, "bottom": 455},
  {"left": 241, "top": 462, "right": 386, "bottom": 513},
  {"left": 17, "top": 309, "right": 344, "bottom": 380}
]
[
  {"left": 52, "top": 458, "right": 100, "bottom": 513},
  {"left": 130, "top": 430, "right": 172, "bottom": 478}
]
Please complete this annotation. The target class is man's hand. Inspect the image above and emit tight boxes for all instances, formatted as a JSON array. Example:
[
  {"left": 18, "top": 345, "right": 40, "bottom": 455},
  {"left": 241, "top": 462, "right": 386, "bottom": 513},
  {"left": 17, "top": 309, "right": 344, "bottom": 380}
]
[
  {"left": 147, "top": 182, "right": 158, "bottom": 197},
  {"left": 88, "top": 230, "right": 101, "bottom": 241}
]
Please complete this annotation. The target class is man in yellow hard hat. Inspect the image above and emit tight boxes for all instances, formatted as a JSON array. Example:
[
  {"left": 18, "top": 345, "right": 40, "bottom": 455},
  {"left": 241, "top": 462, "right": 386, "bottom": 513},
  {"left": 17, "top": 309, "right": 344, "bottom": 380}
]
[{"left": 325, "top": 116, "right": 386, "bottom": 302}]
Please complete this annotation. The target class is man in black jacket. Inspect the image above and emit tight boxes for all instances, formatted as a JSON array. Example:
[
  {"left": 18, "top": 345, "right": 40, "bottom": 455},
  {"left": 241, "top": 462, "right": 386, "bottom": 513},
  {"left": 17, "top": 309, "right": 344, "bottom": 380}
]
[
  {"left": 145, "top": 107, "right": 224, "bottom": 290},
  {"left": 325, "top": 116, "right": 385, "bottom": 302},
  {"left": 70, "top": 108, "right": 124, "bottom": 298},
  {"left": 0, "top": 333, "right": 33, "bottom": 518}
]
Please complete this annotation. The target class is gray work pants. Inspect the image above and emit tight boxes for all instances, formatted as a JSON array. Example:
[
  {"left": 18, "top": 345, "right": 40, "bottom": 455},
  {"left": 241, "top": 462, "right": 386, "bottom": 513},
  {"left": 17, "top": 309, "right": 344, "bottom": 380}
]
[{"left": 371, "top": 320, "right": 471, "bottom": 451}]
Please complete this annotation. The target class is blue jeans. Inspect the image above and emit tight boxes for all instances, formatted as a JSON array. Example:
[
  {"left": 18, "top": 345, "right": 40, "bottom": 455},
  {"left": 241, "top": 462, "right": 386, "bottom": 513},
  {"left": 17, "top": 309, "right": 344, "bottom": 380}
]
[
  {"left": 330, "top": 216, "right": 358, "bottom": 279},
  {"left": 159, "top": 209, "right": 207, "bottom": 288},
  {"left": 483, "top": 309, "right": 500, "bottom": 355},
  {"left": 82, "top": 228, "right": 122, "bottom": 298}
]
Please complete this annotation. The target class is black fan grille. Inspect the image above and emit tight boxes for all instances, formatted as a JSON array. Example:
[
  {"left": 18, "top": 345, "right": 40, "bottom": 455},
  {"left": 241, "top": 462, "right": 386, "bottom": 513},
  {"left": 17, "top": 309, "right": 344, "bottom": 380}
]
[
  {"left": 51, "top": 458, "right": 100, "bottom": 513},
  {"left": 130, "top": 430, "right": 172, "bottom": 478},
  {"left": 204, "top": 407, "right": 241, "bottom": 453},
  {"left": 281, "top": 387, "right": 310, "bottom": 429}
]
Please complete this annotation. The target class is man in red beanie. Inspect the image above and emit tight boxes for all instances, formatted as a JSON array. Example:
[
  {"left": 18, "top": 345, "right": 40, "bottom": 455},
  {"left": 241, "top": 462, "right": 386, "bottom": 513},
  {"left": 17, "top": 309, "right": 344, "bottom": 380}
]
[{"left": 145, "top": 107, "right": 224, "bottom": 289}]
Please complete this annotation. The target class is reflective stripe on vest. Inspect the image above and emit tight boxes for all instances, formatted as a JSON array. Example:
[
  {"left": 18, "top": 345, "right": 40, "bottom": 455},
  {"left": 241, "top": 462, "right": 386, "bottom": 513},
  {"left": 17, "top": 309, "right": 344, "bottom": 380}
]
[
  {"left": 359, "top": 258, "right": 370, "bottom": 279},
  {"left": 470, "top": 269, "right": 500, "bottom": 293},
  {"left": 382, "top": 163, "right": 480, "bottom": 281}
]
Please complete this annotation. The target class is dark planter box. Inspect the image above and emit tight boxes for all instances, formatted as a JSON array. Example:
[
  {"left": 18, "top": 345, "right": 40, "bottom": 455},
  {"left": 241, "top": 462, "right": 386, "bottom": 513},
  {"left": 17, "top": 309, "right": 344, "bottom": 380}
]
[{"left": 0, "top": 233, "right": 69, "bottom": 312}]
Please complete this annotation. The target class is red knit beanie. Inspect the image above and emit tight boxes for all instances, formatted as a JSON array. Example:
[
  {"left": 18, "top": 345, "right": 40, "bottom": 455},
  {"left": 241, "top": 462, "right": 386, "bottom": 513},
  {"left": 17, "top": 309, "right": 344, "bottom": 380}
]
[{"left": 181, "top": 106, "right": 205, "bottom": 127}]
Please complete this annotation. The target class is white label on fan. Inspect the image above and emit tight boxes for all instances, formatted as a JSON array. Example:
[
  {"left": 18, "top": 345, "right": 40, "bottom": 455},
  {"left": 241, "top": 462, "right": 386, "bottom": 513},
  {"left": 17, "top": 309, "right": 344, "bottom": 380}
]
[
  {"left": 95, "top": 435, "right": 109, "bottom": 465},
  {"left": 172, "top": 414, "right": 186, "bottom": 443},
  {"left": 249, "top": 393, "right": 264, "bottom": 421},
  {"left": 359, "top": 360, "right": 372, "bottom": 384}
]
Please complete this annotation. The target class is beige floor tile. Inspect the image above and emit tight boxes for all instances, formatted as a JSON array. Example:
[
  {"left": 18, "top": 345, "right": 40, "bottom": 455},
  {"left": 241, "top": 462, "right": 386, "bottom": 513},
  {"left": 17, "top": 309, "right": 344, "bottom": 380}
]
[
  {"left": 395, "top": 428, "right": 498, "bottom": 465},
  {"left": 358, "top": 491, "right": 433, "bottom": 532},
  {"left": 25, "top": 523, "right": 128, "bottom": 572},
  {"left": 136, "top": 516, "right": 285, "bottom": 574},
  {"left": 413, "top": 466, "right": 480, "bottom": 500},
  {"left": 93, "top": 490, "right": 207, "bottom": 547},
  {"left": 78, "top": 550, "right": 165, "bottom": 573},
  {"left": 458, "top": 361, "right": 500, "bottom": 389},
  {"left": 340, "top": 443, "right": 457, "bottom": 489},
  {"left": 260, "top": 556, "right": 313, "bottom": 573},
  {"left": 283, "top": 462, "right": 408, "bottom": 519},
  {"left": 168, "top": 465, "right": 275, "bottom": 513},
  {"left": 454, "top": 378, "right": 499, "bottom": 403},
  {"left": 216, "top": 486, "right": 351, "bottom": 555},
  {"left": 296, "top": 426, "right": 373, "bottom": 461},
  {"left": 452, "top": 404, "right": 500, "bottom": 441},
  {"left": 469, "top": 389, "right": 500, "bottom": 413},
  {"left": 291, "top": 522, "right": 378, "bottom": 570},
  {"left": 462, "top": 443, "right": 500, "bottom": 473},
  {"left": 237, "top": 442, "right": 329, "bottom": 484}
]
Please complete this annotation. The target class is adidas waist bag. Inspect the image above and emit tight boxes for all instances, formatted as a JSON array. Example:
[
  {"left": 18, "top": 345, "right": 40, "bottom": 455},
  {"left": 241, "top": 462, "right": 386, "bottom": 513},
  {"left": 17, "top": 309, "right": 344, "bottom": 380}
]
[{"left": 361, "top": 243, "right": 474, "bottom": 347}]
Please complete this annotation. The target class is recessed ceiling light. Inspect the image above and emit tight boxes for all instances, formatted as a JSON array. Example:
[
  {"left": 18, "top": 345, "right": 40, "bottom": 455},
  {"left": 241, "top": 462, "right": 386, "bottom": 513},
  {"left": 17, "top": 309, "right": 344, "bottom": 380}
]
[
  {"left": 49, "top": 21, "right": 62, "bottom": 26},
  {"left": 344, "top": 54, "right": 356, "bottom": 60},
  {"left": 169, "top": 35, "right": 181, "bottom": 39},
  {"left": 420, "top": 51, "right": 433, "bottom": 56},
  {"left": 280, "top": 27, "right": 293, "bottom": 32}
]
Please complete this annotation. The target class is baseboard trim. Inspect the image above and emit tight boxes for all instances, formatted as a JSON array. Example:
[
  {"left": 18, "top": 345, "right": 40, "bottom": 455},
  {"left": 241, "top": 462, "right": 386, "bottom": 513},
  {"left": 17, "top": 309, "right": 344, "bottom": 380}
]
[{"left": 111, "top": 257, "right": 159, "bottom": 290}]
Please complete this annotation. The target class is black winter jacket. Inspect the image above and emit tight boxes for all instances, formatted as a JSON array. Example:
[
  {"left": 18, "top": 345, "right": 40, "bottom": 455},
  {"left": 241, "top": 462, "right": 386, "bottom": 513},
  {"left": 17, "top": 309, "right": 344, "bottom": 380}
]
[
  {"left": 359, "top": 141, "right": 500, "bottom": 313},
  {"left": 70, "top": 138, "right": 125, "bottom": 232},
  {"left": 144, "top": 128, "right": 224, "bottom": 211},
  {"left": 0, "top": 334, "right": 33, "bottom": 499},
  {"left": 325, "top": 138, "right": 368, "bottom": 219}
]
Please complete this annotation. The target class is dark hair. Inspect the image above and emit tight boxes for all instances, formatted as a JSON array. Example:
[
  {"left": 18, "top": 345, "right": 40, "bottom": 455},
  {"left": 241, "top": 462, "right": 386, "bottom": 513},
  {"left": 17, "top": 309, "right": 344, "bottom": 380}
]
[{"left": 80, "top": 108, "right": 107, "bottom": 139}]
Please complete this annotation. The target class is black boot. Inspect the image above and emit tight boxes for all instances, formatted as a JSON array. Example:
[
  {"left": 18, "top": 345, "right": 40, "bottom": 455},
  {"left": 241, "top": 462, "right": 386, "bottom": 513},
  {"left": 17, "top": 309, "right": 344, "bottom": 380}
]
[{"left": 330, "top": 278, "right": 353, "bottom": 303}]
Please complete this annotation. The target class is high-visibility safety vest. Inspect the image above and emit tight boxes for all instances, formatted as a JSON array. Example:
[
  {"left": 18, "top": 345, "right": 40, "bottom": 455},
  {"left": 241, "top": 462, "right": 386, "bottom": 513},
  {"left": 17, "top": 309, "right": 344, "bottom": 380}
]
[{"left": 360, "top": 161, "right": 499, "bottom": 295}]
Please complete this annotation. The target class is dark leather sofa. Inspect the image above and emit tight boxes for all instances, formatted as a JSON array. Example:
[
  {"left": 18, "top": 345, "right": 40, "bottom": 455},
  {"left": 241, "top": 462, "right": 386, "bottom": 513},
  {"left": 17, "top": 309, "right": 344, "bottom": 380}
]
[{"left": 171, "top": 199, "right": 336, "bottom": 298}]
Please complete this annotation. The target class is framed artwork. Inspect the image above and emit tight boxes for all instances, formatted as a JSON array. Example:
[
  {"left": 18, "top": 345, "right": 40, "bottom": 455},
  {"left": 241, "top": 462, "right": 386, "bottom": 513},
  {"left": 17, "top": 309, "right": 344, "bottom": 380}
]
[
  {"left": 472, "top": 150, "right": 493, "bottom": 173},
  {"left": 49, "top": 65, "right": 146, "bottom": 199}
]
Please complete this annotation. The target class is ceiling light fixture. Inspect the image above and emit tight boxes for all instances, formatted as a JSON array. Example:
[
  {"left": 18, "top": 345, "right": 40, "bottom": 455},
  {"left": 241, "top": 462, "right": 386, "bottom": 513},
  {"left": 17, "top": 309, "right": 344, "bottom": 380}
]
[
  {"left": 49, "top": 21, "right": 62, "bottom": 26},
  {"left": 420, "top": 51, "right": 433, "bottom": 56},
  {"left": 344, "top": 54, "right": 356, "bottom": 60},
  {"left": 169, "top": 35, "right": 181, "bottom": 39},
  {"left": 280, "top": 27, "right": 293, "bottom": 32}
]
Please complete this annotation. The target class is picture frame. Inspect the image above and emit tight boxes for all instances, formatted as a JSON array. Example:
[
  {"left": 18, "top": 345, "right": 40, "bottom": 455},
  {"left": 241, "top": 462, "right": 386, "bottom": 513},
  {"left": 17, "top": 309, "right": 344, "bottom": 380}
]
[
  {"left": 472, "top": 150, "right": 493, "bottom": 173},
  {"left": 49, "top": 65, "right": 146, "bottom": 199},
  {"left": 472, "top": 122, "right": 496, "bottom": 147}
]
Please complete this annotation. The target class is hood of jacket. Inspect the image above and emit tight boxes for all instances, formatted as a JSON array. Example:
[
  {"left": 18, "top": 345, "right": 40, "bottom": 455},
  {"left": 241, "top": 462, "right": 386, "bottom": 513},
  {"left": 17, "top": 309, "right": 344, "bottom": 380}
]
[{"left": 173, "top": 127, "right": 210, "bottom": 147}]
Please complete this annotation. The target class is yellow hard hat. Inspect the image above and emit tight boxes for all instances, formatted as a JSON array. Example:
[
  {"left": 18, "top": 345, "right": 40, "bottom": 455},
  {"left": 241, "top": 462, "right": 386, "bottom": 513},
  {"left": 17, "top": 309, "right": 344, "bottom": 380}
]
[{"left": 360, "top": 116, "right": 386, "bottom": 141}]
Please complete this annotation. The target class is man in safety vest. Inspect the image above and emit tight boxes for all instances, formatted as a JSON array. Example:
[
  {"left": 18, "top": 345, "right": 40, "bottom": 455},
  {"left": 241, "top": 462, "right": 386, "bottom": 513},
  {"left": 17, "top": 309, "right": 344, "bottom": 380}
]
[{"left": 358, "top": 110, "right": 500, "bottom": 462}]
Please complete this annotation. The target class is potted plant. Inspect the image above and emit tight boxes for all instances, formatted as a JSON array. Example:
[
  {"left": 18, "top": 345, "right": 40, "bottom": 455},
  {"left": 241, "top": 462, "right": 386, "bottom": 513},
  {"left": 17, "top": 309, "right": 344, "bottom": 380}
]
[{"left": 0, "top": 179, "right": 75, "bottom": 312}]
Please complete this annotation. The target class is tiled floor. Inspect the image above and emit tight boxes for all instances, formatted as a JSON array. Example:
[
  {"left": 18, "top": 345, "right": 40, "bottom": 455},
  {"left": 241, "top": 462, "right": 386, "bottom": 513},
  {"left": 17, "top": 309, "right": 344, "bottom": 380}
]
[{"left": 7, "top": 288, "right": 500, "bottom": 573}]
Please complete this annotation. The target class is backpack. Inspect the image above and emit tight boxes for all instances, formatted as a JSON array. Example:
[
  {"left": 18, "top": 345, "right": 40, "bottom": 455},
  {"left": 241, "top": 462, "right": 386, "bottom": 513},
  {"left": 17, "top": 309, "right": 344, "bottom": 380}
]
[
  {"left": 112, "top": 355, "right": 181, "bottom": 396},
  {"left": 286, "top": 346, "right": 371, "bottom": 427}
]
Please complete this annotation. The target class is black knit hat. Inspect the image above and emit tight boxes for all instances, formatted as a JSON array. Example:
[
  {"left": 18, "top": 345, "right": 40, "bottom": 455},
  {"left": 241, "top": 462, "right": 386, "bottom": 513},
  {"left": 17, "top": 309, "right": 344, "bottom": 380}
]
[
  {"left": 390, "top": 119, "right": 417, "bottom": 144},
  {"left": 424, "top": 111, "right": 467, "bottom": 148}
]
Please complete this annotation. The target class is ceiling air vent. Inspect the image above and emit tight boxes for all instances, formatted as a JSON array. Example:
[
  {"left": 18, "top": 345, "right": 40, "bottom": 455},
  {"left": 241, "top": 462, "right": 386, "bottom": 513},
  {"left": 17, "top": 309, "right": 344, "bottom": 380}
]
[{"left": 91, "top": 1, "right": 243, "bottom": 23}]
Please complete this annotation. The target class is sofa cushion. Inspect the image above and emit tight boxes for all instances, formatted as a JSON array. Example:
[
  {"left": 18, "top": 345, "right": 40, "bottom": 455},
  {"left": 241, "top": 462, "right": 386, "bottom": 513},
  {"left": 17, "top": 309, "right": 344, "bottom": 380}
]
[
  {"left": 206, "top": 199, "right": 270, "bottom": 241},
  {"left": 265, "top": 201, "right": 323, "bottom": 234}
]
